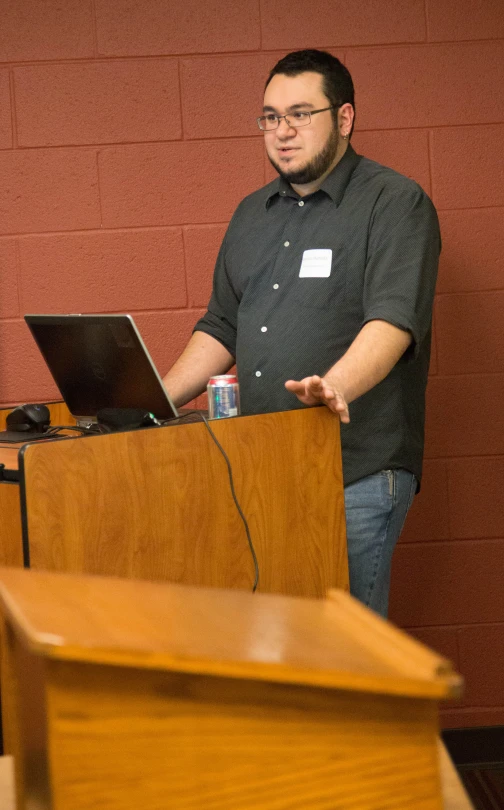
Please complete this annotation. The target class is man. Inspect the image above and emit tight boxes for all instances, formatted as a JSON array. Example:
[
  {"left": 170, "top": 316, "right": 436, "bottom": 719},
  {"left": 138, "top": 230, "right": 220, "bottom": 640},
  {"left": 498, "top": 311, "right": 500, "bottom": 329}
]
[{"left": 163, "top": 50, "right": 440, "bottom": 617}]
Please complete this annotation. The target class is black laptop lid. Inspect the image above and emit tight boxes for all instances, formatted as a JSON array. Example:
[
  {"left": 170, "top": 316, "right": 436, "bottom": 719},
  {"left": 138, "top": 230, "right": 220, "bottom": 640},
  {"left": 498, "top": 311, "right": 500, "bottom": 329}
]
[{"left": 24, "top": 314, "right": 178, "bottom": 420}]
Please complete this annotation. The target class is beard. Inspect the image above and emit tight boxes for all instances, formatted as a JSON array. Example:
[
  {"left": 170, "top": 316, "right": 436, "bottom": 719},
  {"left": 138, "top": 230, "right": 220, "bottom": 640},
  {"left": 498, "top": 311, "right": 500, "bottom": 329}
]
[{"left": 268, "top": 127, "right": 339, "bottom": 185}]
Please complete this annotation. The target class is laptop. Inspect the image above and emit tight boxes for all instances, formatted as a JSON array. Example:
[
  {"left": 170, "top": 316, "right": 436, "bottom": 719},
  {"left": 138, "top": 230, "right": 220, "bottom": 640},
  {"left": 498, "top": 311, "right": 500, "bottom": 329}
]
[{"left": 24, "top": 314, "right": 179, "bottom": 422}]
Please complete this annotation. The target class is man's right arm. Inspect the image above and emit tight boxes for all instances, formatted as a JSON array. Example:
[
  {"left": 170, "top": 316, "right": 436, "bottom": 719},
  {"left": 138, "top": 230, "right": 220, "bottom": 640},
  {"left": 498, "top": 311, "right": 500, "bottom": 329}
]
[{"left": 162, "top": 331, "right": 234, "bottom": 408}]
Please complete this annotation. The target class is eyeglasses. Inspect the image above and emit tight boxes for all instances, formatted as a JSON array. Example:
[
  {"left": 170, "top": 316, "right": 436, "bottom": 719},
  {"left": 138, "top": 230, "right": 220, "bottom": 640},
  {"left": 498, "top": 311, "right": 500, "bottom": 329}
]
[{"left": 257, "top": 105, "right": 338, "bottom": 131}]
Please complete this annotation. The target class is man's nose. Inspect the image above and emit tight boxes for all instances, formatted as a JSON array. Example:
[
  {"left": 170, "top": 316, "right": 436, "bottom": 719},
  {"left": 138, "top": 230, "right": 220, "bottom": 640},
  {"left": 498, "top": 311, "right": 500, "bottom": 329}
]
[{"left": 276, "top": 117, "right": 296, "bottom": 137}]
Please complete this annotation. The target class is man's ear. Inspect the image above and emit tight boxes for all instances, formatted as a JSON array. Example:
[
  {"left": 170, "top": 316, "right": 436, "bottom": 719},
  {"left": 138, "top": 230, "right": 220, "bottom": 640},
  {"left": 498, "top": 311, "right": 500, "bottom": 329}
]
[{"left": 338, "top": 103, "right": 355, "bottom": 139}]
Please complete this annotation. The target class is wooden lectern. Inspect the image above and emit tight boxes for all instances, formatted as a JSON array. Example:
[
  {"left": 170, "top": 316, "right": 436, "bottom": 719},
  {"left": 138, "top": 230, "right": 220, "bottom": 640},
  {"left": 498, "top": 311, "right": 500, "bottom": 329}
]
[
  {"left": 0, "top": 567, "right": 463, "bottom": 810},
  {"left": 0, "top": 405, "right": 348, "bottom": 598}
]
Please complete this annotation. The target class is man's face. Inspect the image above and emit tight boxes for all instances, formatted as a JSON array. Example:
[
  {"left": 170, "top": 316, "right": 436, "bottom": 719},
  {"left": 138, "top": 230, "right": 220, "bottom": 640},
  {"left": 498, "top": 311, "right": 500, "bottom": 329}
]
[{"left": 262, "top": 71, "right": 340, "bottom": 186}]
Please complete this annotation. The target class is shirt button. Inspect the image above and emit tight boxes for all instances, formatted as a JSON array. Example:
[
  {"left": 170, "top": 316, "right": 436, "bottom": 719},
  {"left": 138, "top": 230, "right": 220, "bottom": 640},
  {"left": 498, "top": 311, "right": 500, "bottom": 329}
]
[
  {"left": 261, "top": 326, "right": 267, "bottom": 333},
  {"left": 273, "top": 283, "right": 279, "bottom": 289},
  {"left": 255, "top": 370, "right": 262, "bottom": 377},
  {"left": 298, "top": 200, "right": 305, "bottom": 207},
  {"left": 284, "top": 241, "right": 290, "bottom": 247}
]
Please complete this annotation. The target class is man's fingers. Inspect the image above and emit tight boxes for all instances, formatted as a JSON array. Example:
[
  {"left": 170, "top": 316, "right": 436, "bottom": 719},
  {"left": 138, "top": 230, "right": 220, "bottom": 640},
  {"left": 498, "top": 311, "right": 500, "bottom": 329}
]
[
  {"left": 285, "top": 376, "right": 351, "bottom": 422},
  {"left": 289, "top": 375, "right": 327, "bottom": 396},
  {"left": 287, "top": 376, "right": 338, "bottom": 402},
  {"left": 284, "top": 379, "right": 307, "bottom": 393}
]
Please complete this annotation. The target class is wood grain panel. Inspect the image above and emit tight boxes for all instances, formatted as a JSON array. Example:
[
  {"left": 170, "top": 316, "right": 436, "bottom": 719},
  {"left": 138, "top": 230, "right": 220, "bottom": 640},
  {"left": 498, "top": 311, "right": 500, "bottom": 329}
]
[
  {"left": 0, "top": 448, "right": 22, "bottom": 471},
  {"left": 0, "top": 619, "right": 25, "bottom": 803},
  {"left": 0, "top": 740, "right": 473, "bottom": 810},
  {"left": 21, "top": 408, "right": 348, "bottom": 597},
  {"left": 0, "top": 486, "right": 23, "bottom": 568},
  {"left": 39, "top": 661, "right": 444, "bottom": 810}
]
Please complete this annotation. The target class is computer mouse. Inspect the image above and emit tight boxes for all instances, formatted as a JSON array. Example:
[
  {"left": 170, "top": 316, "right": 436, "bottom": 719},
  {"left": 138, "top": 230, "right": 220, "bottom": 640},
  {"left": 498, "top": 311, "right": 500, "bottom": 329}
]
[{"left": 6, "top": 403, "right": 51, "bottom": 433}]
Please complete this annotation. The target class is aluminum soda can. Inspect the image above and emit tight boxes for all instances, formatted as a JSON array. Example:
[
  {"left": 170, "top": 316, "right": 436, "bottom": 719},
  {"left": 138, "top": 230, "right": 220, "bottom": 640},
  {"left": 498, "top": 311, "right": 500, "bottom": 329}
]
[{"left": 207, "top": 375, "right": 240, "bottom": 419}]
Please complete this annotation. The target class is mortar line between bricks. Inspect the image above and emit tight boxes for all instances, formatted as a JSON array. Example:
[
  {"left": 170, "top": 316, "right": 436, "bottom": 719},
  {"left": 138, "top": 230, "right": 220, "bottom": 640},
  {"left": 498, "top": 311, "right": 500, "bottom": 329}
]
[
  {"left": 112, "top": 307, "right": 206, "bottom": 315},
  {"left": 435, "top": 204, "right": 504, "bottom": 213},
  {"left": 440, "top": 705, "right": 504, "bottom": 712},
  {"left": 431, "top": 308, "right": 439, "bottom": 373},
  {"left": 424, "top": 0, "right": 431, "bottom": 42},
  {"left": 445, "top": 456, "right": 454, "bottom": 544},
  {"left": 90, "top": 0, "right": 99, "bottom": 58},
  {"left": 14, "top": 239, "right": 22, "bottom": 317},
  {"left": 437, "top": 204, "right": 504, "bottom": 212},
  {"left": 427, "top": 129, "right": 435, "bottom": 201},
  {"left": 345, "top": 37, "right": 504, "bottom": 50},
  {"left": 0, "top": 223, "right": 231, "bottom": 239},
  {"left": 180, "top": 228, "right": 189, "bottom": 309},
  {"left": 95, "top": 150, "right": 104, "bottom": 227},
  {"left": 399, "top": 537, "right": 504, "bottom": 547},
  {"left": 427, "top": 370, "right": 504, "bottom": 378},
  {"left": 0, "top": 307, "right": 207, "bottom": 327},
  {"left": 435, "top": 289, "right": 504, "bottom": 297},
  {"left": 436, "top": 204, "right": 503, "bottom": 214},
  {"left": 356, "top": 122, "right": 504, "bottom": 132},
  {"left": 0, "top": 51, "right": 271, "bottom": 69},
  {"left": 424, "top": 452, "right": 504, "bottom": 461},
  {"left": 7, "top": 135, "right": 263, "bottom": 150},
  {"left": 258, "top": 0, "right": 263, "bottom": 50},
  {"left": 1, "top": 39, "right": 503, "bottom": 69},
  {"left": 455, "top": 627, "right": 462, "bottom": 675},
  {"left": 430, "top": 454, "right": 504, "bottom": 462},
  {"left": 8, "top": 69, "right": 17, "bottom": 148},
  {"left": 407, "top": 621, "right": 504, "bottom": 631},
  {"left": 176, "top": 59, "right": 185, "bottom": 140},
  {"left": 264, "top": 38, "right": 504, "bottom": 53}
]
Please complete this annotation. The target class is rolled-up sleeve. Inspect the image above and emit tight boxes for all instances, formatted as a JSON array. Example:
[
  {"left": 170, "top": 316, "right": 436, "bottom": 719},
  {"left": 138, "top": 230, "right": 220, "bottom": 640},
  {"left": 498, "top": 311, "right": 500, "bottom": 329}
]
[
  {"left": 362, "top": 182, "right": 441, "bottom": 359},
  {"left": 193, "top": 226, "right": 239, "bottom": 357}
]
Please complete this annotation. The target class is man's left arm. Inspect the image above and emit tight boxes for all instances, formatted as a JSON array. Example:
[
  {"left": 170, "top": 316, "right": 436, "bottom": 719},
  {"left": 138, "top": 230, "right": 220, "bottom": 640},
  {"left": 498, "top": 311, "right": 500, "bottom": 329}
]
[
  {"left": 285, "top": 319, "right": 412, "bottom": 423},
  {"left": 286, "top": 182, "right": 441, "bottom": 421}
]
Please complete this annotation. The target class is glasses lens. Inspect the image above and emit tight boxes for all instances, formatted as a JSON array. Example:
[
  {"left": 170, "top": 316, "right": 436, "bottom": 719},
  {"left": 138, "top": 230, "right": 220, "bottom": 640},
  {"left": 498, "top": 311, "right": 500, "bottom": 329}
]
[
  {"left": 259, "top": 115, "right": 281, "bottom": 130},
  {"left": 285, "top": 112, "right": 311, "bottom": 127}
]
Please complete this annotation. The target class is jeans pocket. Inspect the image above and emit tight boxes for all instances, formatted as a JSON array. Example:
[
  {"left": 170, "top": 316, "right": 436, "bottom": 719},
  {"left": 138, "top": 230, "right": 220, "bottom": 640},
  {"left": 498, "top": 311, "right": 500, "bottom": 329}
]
[
  {"left": 380, "top": 469, "right": 395, "bottom": 500},
  {"left": 407, "top": 473, "right": 418, "bottom": 511}
]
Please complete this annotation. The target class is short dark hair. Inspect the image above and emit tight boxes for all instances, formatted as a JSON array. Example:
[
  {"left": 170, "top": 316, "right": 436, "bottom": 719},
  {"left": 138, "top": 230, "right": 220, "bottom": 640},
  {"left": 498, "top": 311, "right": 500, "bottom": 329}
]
[{"left": 265, "top": 49, "right": 355, "bottom": 132}]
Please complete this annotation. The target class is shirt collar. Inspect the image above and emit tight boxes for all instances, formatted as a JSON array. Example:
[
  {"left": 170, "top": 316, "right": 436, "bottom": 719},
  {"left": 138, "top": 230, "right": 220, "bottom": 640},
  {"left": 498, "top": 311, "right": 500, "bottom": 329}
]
[{"left": 265, "top": 143, "right": 361, "bottom": 208}]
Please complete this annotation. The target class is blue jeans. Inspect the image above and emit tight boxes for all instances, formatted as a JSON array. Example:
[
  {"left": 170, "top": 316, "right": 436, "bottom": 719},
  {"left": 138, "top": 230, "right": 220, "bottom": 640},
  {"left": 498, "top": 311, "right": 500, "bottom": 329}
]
[{"left": 344, "top": 469, "right": 417, "bottom": 619}]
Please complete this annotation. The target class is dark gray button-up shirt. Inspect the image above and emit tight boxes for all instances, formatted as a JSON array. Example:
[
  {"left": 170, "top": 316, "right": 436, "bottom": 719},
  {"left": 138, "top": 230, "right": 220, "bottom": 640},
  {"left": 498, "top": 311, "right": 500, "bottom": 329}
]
[{"left": 194, "top": 145, "right": 441, "bottom": 486}]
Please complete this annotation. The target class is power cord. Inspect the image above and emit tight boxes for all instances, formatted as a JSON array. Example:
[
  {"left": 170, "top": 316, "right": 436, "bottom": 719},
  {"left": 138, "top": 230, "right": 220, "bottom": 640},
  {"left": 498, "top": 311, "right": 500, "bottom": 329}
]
[
  {"left": 169, "top": 410, "right": 260, "bottom": 592},
  {"left": 45, "top": 424, "right": 111, "bottom": 436}
]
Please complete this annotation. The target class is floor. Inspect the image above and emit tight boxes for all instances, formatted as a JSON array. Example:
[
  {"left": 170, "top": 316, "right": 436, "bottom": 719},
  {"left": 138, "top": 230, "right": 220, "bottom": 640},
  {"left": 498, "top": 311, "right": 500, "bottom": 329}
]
[
  {"left": 0, "top": 756, "right": 15, "bottom": 810},
  {"left": 443, "top": 727, "right": 504, "bottom": 810}
]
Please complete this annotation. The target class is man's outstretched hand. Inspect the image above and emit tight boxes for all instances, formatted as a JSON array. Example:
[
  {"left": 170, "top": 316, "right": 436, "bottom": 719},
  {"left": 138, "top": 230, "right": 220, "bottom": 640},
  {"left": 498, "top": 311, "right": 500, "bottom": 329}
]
[{"left": 285, "top": 375, "right": 350, "bottom": 423}]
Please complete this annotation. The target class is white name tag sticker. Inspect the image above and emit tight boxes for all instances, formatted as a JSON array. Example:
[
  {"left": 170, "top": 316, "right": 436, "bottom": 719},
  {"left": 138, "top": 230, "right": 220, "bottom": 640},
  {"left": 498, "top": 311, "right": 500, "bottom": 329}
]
[{"left": 298, "top": 249, "right": 332, "bottom": 278}]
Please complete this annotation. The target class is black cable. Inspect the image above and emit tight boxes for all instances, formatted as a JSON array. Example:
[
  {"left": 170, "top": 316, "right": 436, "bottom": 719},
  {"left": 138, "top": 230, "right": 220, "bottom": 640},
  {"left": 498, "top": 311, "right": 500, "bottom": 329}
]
[
  {"left": 46, "top": 424, "right": 111, "bottom": 436},
  {"left": 170, "top": 410, "right": 260, "bottom": 592}
]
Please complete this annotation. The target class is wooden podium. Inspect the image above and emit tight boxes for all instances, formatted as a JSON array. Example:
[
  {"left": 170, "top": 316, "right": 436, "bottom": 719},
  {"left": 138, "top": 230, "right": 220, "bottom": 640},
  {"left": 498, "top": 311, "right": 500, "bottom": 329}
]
[
  {"left": 0, "top": 567, "right": 463, "bottom": 810},
  {"left": 0, "top": 405, "right": 348, "bottom": 598}
]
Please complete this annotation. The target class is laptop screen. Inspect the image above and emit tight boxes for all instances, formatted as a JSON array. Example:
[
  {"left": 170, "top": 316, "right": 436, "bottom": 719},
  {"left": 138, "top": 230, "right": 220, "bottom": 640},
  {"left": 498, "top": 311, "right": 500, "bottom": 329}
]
[{"left": 24, "top": 314, "right": 178, "bottom": 420}]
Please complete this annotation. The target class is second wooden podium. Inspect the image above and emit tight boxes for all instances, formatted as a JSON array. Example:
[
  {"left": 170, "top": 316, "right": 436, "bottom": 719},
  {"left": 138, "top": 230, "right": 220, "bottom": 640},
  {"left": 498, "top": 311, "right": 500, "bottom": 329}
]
[{"left": 0, "top": 567, "right": 463, "bottom": 810}]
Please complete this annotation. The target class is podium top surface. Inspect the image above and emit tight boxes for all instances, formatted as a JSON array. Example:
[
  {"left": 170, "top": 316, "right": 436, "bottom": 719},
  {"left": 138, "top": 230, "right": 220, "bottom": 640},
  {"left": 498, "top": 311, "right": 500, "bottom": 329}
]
[{"left": 0, "top": 567, "right": 461, "bottom": 701}]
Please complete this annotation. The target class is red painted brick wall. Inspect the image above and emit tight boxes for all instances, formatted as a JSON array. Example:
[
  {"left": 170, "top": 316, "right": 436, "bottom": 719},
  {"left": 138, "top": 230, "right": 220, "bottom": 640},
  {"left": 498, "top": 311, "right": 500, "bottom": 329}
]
[{"left": 0, "top": 1, "right": 503, "bottom": 727}]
